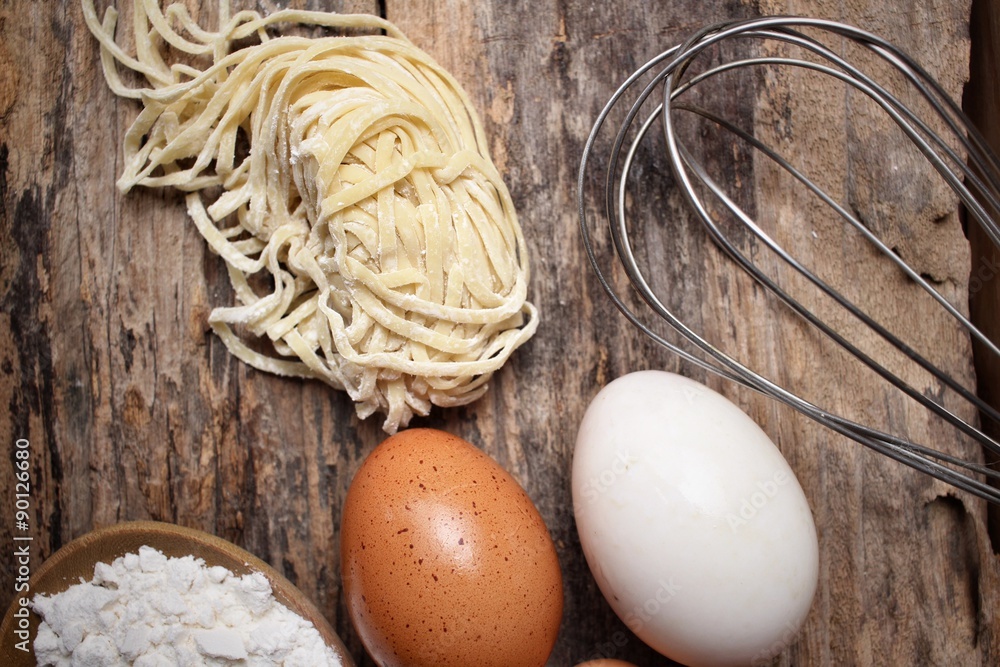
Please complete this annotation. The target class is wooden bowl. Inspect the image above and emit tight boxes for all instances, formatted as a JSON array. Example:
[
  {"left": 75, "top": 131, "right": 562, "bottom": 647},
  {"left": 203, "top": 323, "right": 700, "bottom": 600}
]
[{"left": 0, "top": 520, "right": 355, "bottom": 666}]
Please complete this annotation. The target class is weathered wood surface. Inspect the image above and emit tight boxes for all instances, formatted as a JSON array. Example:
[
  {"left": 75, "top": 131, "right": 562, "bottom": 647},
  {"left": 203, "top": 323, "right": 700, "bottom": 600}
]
[
  {"left": 3, "top": 0, "right": 1000, "bottom": 665},
  {"left": 968, "top": 0, "right": 1000, "bottom": 548}
]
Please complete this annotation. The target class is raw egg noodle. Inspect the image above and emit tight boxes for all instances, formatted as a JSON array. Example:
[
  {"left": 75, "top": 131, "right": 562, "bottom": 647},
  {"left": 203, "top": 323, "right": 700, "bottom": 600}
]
[{"left": 83, "top": 0, "right": 538, "bottom": 433}]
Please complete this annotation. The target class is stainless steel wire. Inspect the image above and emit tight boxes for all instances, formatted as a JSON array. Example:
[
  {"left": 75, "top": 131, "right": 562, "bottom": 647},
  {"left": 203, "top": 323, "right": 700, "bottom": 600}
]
[{"left": 578, "top": 16, "right": 1000, "bottom": 504}]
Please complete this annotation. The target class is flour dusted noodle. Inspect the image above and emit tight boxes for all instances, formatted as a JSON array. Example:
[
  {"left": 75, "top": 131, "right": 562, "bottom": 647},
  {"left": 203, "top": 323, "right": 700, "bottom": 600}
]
[{"left": 83, "top": 0, "right": 538, "bottom": 432}]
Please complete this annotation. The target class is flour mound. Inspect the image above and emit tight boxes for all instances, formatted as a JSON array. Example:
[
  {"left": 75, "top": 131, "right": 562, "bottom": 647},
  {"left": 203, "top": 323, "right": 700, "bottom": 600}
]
[{"left": 31, "top": 546, "right": 341, "bottom": 666}]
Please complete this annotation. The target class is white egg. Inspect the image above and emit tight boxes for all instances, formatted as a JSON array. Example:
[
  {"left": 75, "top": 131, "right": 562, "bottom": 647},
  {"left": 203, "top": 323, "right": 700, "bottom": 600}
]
[{"left": 572, "top": 371, "right": 818, "bottom": 667}]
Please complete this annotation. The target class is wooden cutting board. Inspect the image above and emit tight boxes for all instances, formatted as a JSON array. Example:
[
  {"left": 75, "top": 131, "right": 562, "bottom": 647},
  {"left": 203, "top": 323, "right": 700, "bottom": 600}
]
[{"left": 3, "top": 0, "right": 1000, "bottom": 664}]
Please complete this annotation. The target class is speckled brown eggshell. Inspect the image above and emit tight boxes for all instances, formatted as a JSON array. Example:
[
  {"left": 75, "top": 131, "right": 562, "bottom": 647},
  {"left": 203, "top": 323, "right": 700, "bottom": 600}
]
[{"left": 340, "top": 428, "right": 563, "bottom": 667}]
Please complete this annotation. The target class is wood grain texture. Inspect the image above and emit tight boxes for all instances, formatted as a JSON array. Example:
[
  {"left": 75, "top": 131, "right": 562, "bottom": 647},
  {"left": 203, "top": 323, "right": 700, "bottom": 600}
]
[
  {"left": 2, "top": 1, "right": 999, "bottom": 665},
  {"left": 967, "top": 0, "right": 1000, "bottom": 548}
]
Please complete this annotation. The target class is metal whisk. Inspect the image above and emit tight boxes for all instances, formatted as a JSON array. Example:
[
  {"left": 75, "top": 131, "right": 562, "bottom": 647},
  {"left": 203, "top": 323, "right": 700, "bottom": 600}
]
[{"left": 577, "top": 16, "right": 1000, "bottom": 504}]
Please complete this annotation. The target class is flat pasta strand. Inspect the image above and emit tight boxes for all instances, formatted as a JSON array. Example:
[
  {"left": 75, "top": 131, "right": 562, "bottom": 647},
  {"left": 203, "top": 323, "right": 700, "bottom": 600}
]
[{"left": 84, "top": 0, "right": 538, "bottom": 433}]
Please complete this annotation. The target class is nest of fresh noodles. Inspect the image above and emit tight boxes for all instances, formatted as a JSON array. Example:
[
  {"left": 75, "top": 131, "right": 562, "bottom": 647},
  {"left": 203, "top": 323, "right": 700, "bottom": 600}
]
[{"left": 83, "top": 0, "right": 538, "bottom": 433}]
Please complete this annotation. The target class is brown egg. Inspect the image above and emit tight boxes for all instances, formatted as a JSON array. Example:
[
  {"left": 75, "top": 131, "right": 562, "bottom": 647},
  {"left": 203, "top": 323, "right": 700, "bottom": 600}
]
[{"left": 340, "top": 428, "right": 563, "bottom": 667}]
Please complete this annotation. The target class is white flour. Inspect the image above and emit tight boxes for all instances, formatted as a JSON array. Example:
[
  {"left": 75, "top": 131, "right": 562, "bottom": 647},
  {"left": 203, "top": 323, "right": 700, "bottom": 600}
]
[{"left": 31, "top": 546, "right": 343, "bottom": 667}]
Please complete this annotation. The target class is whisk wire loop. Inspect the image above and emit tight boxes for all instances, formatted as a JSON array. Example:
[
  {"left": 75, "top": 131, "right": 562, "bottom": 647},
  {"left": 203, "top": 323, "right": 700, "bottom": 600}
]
[
  {"left": 579, "top": 16, "right": 1000, "bottom": 504},
  {"left": 675, "top": 112, "right": 1000, "bottom": 446}
]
